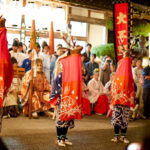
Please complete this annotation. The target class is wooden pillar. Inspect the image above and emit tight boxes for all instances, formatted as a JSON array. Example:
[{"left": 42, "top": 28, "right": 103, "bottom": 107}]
[
  {"left": 104, "top": 13, "right": 108, "bottom": 44},
  {"left": 87, "top": 10, "right": 91, "bottom": 43},
  {"left": 66, "top": 5, "right": 71, "bottom": 25}
]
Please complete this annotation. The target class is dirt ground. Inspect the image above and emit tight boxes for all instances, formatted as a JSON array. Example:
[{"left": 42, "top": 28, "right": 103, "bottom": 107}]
[{"left": 0, "top": 115, "right": 149, "bottom": 150}]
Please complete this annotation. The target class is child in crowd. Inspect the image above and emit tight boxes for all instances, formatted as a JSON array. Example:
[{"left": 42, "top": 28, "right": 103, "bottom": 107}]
[{"left": 3, "top": 57, "right": 19, "bottom": 118}]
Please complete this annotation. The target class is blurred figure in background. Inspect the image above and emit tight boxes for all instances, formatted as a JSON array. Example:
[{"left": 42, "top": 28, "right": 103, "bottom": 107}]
[
  {"left": 100, "top": 55, "right": 114, "bottom": 86},
  {"left": 10, "top": 40, "right": 27, "bottom": 67},
  {"left": 142, "top": 58, "right": 150, "bottom": 119},
  {"left": 3, "top": 57, "right": 19, "bottom": 118},
  {"left": 133, "top": 58, "right": 144, "bottom": 119},
  {"left": 41, "top": 41, "right": 51, "bottom": 82},
  {"left": 50, "top": 46, "right": 64, "bottom": 84},
  {"left": 22, "top": 50, "right": 32, "bottom": 72},
  {"left": 83, "top": 43, "right": 92, "bottom": 63},
  {"left": 18, "top": 42, "right": 23, "bottom": 53},
  {"left": 86, "top": 54, "right": 99, "bottom": 84},
  {"left": 22, "top": 43, "right": 27, "bottom": 54}
]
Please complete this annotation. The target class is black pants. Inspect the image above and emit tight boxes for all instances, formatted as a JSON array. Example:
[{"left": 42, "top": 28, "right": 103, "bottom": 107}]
[
  {"left": 143, "top": 88, "right": 150, "bottom": 119},
  {"left": 90, "top": 103, "right": 96, "bottom": 113},
  {"left": 114, "top": 125, "right": 127, "bottom": 137},
  {"left": 56, "top": 127, "right": 68, "bottom": 140}
]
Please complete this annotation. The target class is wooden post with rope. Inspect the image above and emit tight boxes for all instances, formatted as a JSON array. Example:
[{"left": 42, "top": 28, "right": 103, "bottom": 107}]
[{"left": 28, "top": 19, "right": 36, "bottom": 119}]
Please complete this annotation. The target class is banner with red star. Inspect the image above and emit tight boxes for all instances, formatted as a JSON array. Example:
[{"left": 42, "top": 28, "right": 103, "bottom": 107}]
[{"left": 114, "top": 3, "right": 128, "bottom": 61}]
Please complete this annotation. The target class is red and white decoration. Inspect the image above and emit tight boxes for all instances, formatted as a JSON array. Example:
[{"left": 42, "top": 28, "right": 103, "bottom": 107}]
[{"left": 115, "top": 3, "right": 128, "bottom": 61}]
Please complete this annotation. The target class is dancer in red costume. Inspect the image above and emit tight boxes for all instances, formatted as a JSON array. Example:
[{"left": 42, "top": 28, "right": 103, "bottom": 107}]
[
  {"left": 50, "top": 46, "right": 83, "bottom": 147},
  {"left": 0, "top": 17, "right": 13, "bottom": 132},
  {"left": 110, "top": 51, "right": 134, "bottom": 143}
]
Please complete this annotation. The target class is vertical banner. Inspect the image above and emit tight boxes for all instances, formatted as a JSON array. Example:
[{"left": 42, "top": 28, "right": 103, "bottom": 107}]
[{"left": 114, "top": 3, "right": 128, "bottom": 61}]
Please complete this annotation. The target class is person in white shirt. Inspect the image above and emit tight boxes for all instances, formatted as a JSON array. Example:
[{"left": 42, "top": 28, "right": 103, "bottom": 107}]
[
  {"left": 133, "top": 58, "right": 144, "bottom": 119},
  {"left": 40, "top": 41, "right": 51, "bottom": 82},
  {"left": 10, "top": 40, "right": 27, "bottom": 67},
  {"left": 34, "top": 43, "right": 42, "bottom": 59}
]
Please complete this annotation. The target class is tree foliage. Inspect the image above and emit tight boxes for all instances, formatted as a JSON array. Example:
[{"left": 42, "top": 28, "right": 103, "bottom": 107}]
[
  {"left": 91, "top": 43, "right": 116, "bottom": 62},
  {"left": 106, "top": 18, "right": 150, "bottom": 36}
]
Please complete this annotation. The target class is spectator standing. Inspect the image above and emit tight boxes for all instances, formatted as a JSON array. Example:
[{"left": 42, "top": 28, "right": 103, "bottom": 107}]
[
  {"left": 134, "top": 58, "right": 144, "bottom": 118},
  {"left": 142, "top": 58, "right": 150, "bottom": 119},
  {"left": 83, "top": 43, "right": 92, "bottom": 63},
  {"left": 100, "top": 55, "right": 114, "bottom": 86},
  {"left": 40, "top": 41, "right": 51, "bottom": 82},
  {"left": 86, "top": 54, "right": 99, "bottom": 83}
]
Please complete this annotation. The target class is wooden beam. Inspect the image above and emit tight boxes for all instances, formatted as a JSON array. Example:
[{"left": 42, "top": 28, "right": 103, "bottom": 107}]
[
  {"left": 7, "top": 28, "right": 87, "bottom": 41},
  {"left": 69, "top": 14, "right": 107, "bottom": 26},
  {"left": 37, "top": 0, "right": 112, "bottom": 14}
]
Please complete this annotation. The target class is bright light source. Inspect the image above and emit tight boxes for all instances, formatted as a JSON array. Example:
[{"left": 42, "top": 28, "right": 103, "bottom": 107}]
[
  {"left": 6, "top": 0, "right": 22, "bottom": 27},
  {"left": 25, "top": 2, "right": 37, "bottom": 28},
  {"left": 0, "top": 0, "right": 6, "bottom": 17},
  {"left": 142, "top": 57, "right": 149, "bottom": 68},
  {"left": 37, "top": 4, "right": 51, "bottom": 30},
  {"left": 53, "top": 7, "right": 66, "bottom": 32}
]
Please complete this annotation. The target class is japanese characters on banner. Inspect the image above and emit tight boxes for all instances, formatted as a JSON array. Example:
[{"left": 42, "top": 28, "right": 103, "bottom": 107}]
[{"left": 115, "top": 3, "right": 128, "bottom": 61}]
